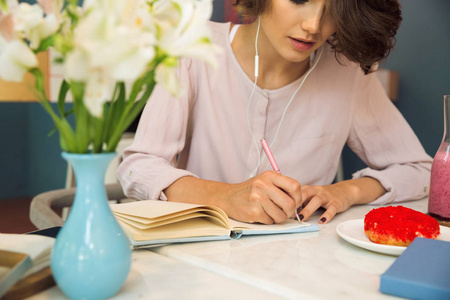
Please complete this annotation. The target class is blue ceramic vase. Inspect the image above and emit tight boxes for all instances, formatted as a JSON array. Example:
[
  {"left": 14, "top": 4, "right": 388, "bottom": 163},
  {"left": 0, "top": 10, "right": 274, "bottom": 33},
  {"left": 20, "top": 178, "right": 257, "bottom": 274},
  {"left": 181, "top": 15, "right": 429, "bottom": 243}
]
[{"left": 51, "top": 152, "right": 131, "bottom": 300}]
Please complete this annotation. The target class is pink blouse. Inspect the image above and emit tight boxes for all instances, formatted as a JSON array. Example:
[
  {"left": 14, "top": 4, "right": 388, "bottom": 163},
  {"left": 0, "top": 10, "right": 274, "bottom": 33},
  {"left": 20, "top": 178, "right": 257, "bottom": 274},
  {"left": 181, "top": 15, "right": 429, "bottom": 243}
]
[{"left": 118, "top": 21, "right": 432, "bottom": 205}]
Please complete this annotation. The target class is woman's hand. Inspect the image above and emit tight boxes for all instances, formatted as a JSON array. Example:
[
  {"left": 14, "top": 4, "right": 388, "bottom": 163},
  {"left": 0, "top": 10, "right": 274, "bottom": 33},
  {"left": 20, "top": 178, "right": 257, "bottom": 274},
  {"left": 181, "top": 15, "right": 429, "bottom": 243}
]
[
  {"left": 224, "top": 171, "right": 302, "bottom": 224},
  {"left": 298, "top": 177, "right": 386, "bottom": 224},
  {"left": 165, "top": 171, "right": 302, "bottom": 225}
]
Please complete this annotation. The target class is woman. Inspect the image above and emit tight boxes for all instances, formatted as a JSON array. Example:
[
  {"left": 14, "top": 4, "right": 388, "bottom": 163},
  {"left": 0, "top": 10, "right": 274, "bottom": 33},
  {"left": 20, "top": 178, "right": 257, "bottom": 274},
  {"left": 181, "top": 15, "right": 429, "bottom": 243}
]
[{"left": 118, "top": 0, "right": 431, "bottom": 224}]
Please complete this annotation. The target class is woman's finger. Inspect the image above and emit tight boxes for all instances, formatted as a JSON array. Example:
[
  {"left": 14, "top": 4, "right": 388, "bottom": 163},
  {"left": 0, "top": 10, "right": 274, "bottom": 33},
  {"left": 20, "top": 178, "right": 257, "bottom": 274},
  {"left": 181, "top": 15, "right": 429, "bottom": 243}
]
[
  {"left": 245, "top": 188, "right": 285, "bottom": 224},
  {"left": 301, "top": 185, "right": 321, "bottom": 203},
  {"left": 318, "top": 203, "right": 339, "bottom": 224},
  {"left": 271, "top": 172, "right": 302, "bottom": 211},
  {"left": 298, "top": 195, "right": 323, "bottom": 221},
  {"left": 266, "top": 187, "right": 297, "bottom": 219},
  {"left": 260, "top": 196, "right": 288, "bottom": 224}
]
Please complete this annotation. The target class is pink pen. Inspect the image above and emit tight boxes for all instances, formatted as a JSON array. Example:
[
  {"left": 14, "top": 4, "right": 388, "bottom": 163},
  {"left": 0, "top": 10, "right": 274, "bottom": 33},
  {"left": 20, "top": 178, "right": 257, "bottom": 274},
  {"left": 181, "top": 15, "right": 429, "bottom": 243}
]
[
  {"left": 260, "top": 138, "right": 280, "bottom": 173},
  {"left": 260, "top": 139, "right": 302, "bottom": 223}
]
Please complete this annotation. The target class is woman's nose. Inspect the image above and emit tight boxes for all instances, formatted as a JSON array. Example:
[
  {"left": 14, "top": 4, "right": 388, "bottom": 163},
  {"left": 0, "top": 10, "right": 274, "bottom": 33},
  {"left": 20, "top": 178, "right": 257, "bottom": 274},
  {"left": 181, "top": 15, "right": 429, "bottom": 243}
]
[{"left": 301, "top": 5, "right": 324, "bottom": 34}]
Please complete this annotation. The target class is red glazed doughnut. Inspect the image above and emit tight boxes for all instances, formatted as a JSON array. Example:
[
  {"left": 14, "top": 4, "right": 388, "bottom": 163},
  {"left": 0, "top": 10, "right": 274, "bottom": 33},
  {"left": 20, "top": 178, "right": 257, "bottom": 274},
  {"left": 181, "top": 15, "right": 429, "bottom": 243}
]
[{"left": 364, "top": 206, "right": 440, "bottom": 246}]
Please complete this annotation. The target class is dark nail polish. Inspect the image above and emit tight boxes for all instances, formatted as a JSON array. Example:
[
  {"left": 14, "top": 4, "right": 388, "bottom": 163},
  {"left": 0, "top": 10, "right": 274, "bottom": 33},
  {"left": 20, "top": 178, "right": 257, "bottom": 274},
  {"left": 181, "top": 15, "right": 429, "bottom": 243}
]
[
  {"left": 320, "top": 217, "right": 327, "bottom": 223},
  {"left": 299, "top": 214, "right": 304, "bottom": 221}
]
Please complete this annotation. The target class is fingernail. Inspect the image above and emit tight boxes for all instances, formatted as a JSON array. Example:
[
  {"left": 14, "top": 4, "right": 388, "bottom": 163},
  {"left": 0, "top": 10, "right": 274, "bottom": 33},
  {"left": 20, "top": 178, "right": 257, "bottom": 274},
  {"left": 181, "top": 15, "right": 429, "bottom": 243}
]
[
  {"left": 320, "top": 217, "right": 327, "bottom": 223},
  {"left": 299, "top": 214, "right": 304, "bottom": 221}
]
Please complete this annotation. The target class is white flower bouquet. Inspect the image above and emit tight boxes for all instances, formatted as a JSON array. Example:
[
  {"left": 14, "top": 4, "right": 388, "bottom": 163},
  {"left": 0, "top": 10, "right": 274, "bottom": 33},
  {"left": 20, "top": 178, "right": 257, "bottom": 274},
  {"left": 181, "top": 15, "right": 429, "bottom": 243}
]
[{"left": 0, "top": 0, "right": 217, "bottom": 153}]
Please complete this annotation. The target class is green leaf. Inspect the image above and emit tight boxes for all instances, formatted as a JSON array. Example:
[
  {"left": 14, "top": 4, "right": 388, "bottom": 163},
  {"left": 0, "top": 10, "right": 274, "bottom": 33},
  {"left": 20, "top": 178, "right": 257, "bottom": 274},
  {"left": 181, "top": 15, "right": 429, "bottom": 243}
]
[
  {"left": 69, "top": 81, "right": 91, "bottom": 153},
  {"left": 35, "top": 36, "right": 55, "bottom": 53},
  {"left": 63, "top": 108, "right": 74, "bottom": 118},
  {"left": 104, "top": 82, "right": 127, "bottom": 143},
  {"left": 57, "top": 80, "right": 70, "bottom": 117},
  {"left": 106, "top": 79, "right": 156, "bottom": 152},
  {"left": 92, "top": 114, "right": 104, "bottom": 153},
  {"left": 28, "top": 68, "right": 78, "bottom": 152}
]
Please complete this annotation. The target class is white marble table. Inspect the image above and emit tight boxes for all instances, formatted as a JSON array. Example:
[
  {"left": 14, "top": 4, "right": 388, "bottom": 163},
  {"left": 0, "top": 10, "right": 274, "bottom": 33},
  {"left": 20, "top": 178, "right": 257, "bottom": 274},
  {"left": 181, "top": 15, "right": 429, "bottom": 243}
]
[
  {"left": 29, "top": 199, "right": 430, "bottom": 299},
  {"left": 150, "top": 199, "right": 431, "bottom": 300},
  {"left": 28, "top": 250, "right": 273, "bottom": 299}
]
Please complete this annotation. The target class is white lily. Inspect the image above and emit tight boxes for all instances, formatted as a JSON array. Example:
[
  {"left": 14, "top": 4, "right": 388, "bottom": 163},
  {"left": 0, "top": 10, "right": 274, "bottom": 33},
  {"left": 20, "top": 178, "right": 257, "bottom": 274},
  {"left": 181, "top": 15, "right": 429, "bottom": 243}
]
[
  {"left": 0, "top": 38, "right": 38, "bottom": 81},
  {"left": 64, "top": 48, "right": 88, "bottom": 81},
  {"left": 12, "top": 3, "right": 43, "bottom": 33},
  {"left": 84, "top": 70, "right": 115, "bottom": 118},
  {"left": 37, "top": 0, "right": 64, "bottom": 21},
  {"left": 155, "top": 57, "right": 182, "bottom": 96},
  {"left": 9, "top": 2, "right": 59, "bottom": 49},
  {"left": 153, "top": 0, "right": 219, "bottom": 69},
  {"left": 65, "top": 0, "right": 156, "bottom": 116},
  {"left": 0, "top": 0, "right": 217, "bottom": 153},
  {"left": 68, "top": 0, "right": 156, "bottom": 80},
  {"left": 26, "top": 13, "right": 59, "bottom": 49}
]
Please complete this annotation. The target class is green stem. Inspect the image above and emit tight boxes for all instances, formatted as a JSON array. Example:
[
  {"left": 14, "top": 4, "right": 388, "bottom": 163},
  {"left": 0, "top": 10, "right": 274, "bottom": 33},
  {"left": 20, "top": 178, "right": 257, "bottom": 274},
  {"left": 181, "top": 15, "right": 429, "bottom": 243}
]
[
  {"left": 106, "top": 79, "right": 156, "bottom": 152},
  {"left": 29, "top": 69, "right": 77, "bottom": 151},
  {"left": 104, "top": 55, "right": 165, "bottom": 152},
  {"left": 70, "top": 82, "right": 90, "bottom": 153},
  {"left": 102, "top": 82, "right": 126, "bottom": 148},
  {"left": 92, "top": 115, "right": 104, "bottom": 153}
]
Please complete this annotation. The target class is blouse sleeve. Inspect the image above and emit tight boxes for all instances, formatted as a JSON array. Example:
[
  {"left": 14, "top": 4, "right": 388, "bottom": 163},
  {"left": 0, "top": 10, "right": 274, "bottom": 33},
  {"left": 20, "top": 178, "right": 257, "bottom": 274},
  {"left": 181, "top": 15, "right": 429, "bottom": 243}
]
[
  {"left": 117, "top": 58, "right": 197, "bottom": 200},
  {"left": 348, "top": 72, "right": 432, "bottom": 205}
]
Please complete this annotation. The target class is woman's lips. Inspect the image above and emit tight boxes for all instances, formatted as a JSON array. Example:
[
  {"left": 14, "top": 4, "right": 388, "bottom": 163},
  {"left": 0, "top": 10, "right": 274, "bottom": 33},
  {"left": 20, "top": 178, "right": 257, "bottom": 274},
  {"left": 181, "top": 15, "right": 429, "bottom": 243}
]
[{"left": 289, "top": 37, "right": 315, "bottom": 51}]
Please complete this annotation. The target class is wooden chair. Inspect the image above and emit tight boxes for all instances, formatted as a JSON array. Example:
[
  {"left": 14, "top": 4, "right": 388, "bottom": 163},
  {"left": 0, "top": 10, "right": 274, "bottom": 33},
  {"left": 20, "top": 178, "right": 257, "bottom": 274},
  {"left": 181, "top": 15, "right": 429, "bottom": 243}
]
[{"left": 29, "top": 184, "right": 129, "bottom": 230}]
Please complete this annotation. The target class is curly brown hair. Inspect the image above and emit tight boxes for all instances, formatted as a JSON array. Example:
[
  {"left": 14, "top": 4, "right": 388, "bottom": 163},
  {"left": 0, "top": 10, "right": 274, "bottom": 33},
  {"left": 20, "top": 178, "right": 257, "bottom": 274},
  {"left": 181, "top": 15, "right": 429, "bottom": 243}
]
[{"left": 233, "top": 0, "right": 402, "bottom": 74}]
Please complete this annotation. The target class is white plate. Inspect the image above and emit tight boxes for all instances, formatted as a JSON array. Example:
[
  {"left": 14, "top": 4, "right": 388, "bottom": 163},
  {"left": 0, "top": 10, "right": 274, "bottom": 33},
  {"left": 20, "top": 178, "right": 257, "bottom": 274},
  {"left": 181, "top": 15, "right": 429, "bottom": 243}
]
[{"left": 336, "top": 219, "right": 450, "bottom": 256}]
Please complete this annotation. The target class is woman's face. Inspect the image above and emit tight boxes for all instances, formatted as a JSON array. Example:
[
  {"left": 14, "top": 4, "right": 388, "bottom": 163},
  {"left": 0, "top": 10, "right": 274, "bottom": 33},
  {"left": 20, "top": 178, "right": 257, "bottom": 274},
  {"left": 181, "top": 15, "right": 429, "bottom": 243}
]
[{"left": 259, "top": 0, "right": 336, "bottom": 63}]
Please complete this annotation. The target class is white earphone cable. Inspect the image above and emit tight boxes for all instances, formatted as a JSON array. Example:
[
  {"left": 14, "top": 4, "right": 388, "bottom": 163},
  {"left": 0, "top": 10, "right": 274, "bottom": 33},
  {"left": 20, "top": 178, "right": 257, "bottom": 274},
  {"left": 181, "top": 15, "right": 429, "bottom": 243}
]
[
  {"left": 247, "top": 16, "right": 262, "bottom": 177},
  {"left": 247, "top": 17, "right": 323, "bottom": 177},
  {"left": 269, "top": 46, "right": 323, "bottom": 149}
]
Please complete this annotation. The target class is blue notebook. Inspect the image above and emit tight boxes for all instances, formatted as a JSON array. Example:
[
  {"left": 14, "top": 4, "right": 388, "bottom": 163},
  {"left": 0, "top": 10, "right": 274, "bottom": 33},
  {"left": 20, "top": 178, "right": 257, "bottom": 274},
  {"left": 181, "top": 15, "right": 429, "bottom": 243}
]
[{"left": 380, "top": 237, "right": 450, "bottom": 300}]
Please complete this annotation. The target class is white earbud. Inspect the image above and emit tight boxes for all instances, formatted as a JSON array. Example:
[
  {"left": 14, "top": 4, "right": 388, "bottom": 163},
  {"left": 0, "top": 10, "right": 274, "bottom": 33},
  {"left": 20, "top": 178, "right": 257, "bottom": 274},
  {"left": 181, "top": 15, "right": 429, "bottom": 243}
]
[{"left": 254, "top": 16, "right": 261, "bottom": 79}]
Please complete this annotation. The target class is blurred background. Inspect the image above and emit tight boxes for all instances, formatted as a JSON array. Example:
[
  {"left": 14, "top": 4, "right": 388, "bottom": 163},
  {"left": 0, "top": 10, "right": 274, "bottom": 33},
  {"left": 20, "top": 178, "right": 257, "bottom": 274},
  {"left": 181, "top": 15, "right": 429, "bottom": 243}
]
[{"left": 1, "top": 0, "right": 449, "bottom": 202}]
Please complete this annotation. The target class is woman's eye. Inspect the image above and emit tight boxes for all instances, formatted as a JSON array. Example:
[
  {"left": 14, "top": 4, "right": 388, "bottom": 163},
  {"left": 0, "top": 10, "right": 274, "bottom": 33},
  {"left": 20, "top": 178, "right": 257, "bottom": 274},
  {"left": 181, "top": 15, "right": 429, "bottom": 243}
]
[{"left": 290, "top": 0, "right": 308, "bottom": 4}]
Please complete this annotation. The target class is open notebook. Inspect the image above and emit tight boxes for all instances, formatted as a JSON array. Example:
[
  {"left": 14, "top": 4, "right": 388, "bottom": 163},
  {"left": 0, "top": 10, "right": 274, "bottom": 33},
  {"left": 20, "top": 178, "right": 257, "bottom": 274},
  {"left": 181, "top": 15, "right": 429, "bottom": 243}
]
[{"left": 110, "top": 200, "right": 319, "bottom": 248}]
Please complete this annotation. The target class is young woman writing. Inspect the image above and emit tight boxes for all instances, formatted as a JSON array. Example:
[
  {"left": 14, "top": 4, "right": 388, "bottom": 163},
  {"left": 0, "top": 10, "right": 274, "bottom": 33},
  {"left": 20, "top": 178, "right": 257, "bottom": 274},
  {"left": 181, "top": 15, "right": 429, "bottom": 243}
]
[{"left": 118, "top": 0, "right": 431, "bottom": 224}]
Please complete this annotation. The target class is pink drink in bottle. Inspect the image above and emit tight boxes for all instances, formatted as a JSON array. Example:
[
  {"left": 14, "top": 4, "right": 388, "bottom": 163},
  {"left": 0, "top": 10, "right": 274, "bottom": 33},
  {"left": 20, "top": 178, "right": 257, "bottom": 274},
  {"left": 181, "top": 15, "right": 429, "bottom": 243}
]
[{"left": 428, "top": 95, "right": 450, "bottom": 221}]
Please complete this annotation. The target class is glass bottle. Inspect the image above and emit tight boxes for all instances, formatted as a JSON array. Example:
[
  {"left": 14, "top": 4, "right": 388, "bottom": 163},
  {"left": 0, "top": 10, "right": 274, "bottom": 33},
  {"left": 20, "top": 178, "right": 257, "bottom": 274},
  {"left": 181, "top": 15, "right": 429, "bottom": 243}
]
[{"left": 428, "top": 95, "right": 450, "bottom": 222}]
